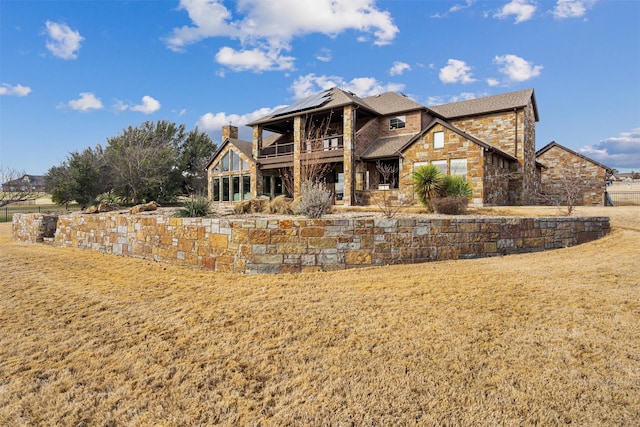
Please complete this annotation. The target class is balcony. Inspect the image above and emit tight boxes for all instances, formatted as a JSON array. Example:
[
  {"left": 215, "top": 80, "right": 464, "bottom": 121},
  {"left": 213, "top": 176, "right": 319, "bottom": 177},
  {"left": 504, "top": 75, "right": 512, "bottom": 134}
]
[{"left": 258, "top": 135, "right": 344, "bottom": 168}]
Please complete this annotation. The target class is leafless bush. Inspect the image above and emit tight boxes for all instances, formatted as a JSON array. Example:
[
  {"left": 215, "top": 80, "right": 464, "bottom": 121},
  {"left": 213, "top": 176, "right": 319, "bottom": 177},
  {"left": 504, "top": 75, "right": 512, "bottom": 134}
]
[
  {"left": 268, "top": 195, "right": 294, "bottom": 215},
  {"left": 432, "top": 196, "right": 469, "bottom": 215},
  {"left": 375, "top": 191, "right": 411, "bottom": 219},
  {"left": 297, "top": 180, "right": 332, "bottom": 219},
  {"left": 538, "top": 161, "right": 603, "bottom": 215}
]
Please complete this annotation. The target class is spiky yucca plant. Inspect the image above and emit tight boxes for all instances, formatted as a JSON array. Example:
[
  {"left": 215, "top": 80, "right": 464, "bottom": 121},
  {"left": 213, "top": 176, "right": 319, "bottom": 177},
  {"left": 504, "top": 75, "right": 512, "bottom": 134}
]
[
  {"left": 443, "top": 175, "right": 473, "bottom": 199},
  {"left": 174, "top": 196, "right": 211, "bottom": 218},
  {"left": 411, "top": 164, "right": 445, "bottom": 211}
]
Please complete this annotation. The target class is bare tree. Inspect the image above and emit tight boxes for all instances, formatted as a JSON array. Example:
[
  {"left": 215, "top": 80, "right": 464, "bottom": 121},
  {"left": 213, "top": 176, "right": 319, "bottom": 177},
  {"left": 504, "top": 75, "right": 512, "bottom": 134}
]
[
  {"left": 280, "top": 115, "right": 334, "bottom": 197},
  {"left": 0, "top": 167, "right": 44, "bottom": 208},
  {"left": 538, "top": 160, "right": 604, "bottom": 215}
]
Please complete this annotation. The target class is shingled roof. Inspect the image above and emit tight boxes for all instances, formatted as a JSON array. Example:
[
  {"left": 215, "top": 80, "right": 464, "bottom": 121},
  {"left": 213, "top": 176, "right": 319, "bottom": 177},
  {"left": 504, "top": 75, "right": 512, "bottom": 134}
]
[
  {"left": 429, "top": 88, "right": 539, "bottom": 121},
  {"left": 205, "top": 138, "right": 254, "bottom": 169},
  {"left": 536, "top": 141, "right": 612, "bottom": 172},
  {"left": 361, "top": 92, "right": 425, "bottom": 115},
  {"left": 361, "top": 118, "right": 519, "bottom": 162},
  {"left": 360, "top": 134, "right": 416, "bottom": 159}
]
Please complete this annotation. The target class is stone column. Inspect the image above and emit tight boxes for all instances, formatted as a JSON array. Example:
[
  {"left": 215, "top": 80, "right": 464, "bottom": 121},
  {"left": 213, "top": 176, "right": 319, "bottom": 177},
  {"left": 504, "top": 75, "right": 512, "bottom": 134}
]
[
  {"left": 252, "top": 125, "right": 263, "bottom": 198},
  {"left": 293, "top": 116, "right": 302, "bottom": 197},
  {"left": 342, "top": 105, "right": 354, "bottom": 206}
]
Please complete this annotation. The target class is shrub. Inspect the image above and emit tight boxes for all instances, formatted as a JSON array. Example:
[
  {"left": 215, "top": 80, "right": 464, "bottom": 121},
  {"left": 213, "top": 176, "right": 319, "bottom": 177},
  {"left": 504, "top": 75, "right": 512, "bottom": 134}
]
[
  {"left": 432, "top": 196, "right": 469, "bottom": 215},
  {"left": 443, "top": 175, "right": 473, "bottom": 199},
  {"left": 174, "top": 196, "right": 211, "bottom": 217},
  {"left": 297, "top": 180, "right": 332, "bottom": 219},
  {"left": 412, "top": 164, "right": 445, "bottom": 211},
  {"left": 268, "top": 195, "right": 294, "bottom": 215}
]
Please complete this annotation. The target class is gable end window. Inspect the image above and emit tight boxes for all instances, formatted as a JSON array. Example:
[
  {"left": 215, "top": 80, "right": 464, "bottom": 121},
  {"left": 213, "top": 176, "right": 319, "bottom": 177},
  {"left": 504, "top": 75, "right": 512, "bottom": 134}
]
[
  {"left": 433, "top": 131, "right": 444, "bottom": 149},
  {"left": 389, "top": 116, "right": 406, "bottom": 130}
]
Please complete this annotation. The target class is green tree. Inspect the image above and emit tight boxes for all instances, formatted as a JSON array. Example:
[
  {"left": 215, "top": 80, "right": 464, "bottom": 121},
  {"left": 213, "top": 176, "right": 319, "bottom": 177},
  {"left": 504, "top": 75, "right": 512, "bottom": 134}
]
[
  {"left": 45, "top": 163, "right": 74, "bottom": 209},
  {"left": 45, "top": 146, "right": 107, "bottom": 209},
  {"left": 177, "top": 128, "right": 216, "bottom": 195},
  {"left": 106, "top": 121, "right": 185, "bottom": 204}
]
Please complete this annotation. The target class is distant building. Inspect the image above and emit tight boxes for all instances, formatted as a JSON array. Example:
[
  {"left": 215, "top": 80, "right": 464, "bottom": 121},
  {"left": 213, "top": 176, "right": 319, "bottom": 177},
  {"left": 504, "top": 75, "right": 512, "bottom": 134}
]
[{"left": 1, "top": 174, "right": 46, "bottom": 193}]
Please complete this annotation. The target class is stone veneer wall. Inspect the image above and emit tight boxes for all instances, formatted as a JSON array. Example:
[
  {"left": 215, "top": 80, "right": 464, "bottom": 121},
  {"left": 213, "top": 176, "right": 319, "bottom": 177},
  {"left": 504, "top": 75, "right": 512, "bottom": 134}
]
[
  {"left": 11, "top": 213, "right": 58, "bottom": 243},
  {"left": 13, "top": 213, "right": 610, "bottom": 274},
  {"left": 537, "top": 145, "right": 608, "bottom": 206}
]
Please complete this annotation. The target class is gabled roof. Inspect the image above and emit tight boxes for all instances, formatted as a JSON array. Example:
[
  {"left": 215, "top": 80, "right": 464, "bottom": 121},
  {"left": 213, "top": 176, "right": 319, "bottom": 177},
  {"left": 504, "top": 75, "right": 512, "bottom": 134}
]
[
  {"left": 248, "top": 87, "right": 426, "bottom": 127},
  {"left": 361, "top": 118, "right": 518, "bottom": 162},
  {"left": 205, "top": 138, "right": 255, "bottom": 169},
  {"left": 361, "top": 92, "right": 426, "bottom": 115},
  {"left": 429, "top": 88, "right": 539, "bottom": 122},
  {"left": 2, "top": 174, "right": 45, "bottom": 187},
  {"left": 535, "top": 141, "right": 612, "bottom": 172},
  {"left": 248, "top": 87, "right": 376, "bottom": 126},
  {"left": 360, "top": 134, "right": 416, "bottom": 159}
]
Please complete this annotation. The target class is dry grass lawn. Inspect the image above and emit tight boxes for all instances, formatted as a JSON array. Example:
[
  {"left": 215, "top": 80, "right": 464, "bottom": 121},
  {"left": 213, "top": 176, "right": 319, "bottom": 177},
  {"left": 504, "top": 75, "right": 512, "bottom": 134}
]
[{"left": 1, "top": 206, "right": 639, "bottom": 425}]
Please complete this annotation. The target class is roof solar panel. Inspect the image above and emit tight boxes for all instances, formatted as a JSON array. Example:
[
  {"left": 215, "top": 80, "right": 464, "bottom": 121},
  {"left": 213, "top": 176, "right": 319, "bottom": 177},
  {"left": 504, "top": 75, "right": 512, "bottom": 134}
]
[{"left": 271, "top": 89, "right": 332, "bottom": 117}]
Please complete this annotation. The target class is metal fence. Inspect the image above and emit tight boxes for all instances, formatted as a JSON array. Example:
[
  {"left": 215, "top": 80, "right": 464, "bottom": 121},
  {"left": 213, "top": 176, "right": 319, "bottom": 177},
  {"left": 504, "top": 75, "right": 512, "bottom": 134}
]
[
  {"left": 1, "top": 205, "right": 80, "bottom": 222},
  {"left": 606, "top": 191, "right": 640, "bottom": 206}
]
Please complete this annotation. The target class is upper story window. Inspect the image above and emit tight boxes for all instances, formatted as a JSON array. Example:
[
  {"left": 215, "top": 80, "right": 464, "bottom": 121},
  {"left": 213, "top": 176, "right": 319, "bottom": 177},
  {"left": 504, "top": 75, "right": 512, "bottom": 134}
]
[
  {"left": 433, "top": 131, "right": 444, "bottom": 149},
  {"left": 212, "top": 149, "right": 250, "bottom": 173},
  {"left": 389, "top": 116, "right": 406, "bottom": 130}
]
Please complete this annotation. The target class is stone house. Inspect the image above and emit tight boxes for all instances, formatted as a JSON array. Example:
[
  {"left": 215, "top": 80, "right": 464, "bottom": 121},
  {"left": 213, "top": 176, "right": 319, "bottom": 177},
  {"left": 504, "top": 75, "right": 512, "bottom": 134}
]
[
  {"left": 206, "top": 87, "right": 606, "bottom": 207},
  {"left": 536, "top": 141, "right": 612, "bottom": 206},
  {"left": 1, "top": 174, "right": 46, "bottom": 193}
]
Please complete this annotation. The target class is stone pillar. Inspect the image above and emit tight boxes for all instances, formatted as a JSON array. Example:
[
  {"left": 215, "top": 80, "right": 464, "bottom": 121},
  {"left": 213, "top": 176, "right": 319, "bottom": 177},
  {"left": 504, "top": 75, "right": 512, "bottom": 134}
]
[
  {"left": 252, "top": 125, "right": 263, "bottom": 198},
  {"left": 342, "top": 105, "right": 354, "bottom": 205},
  {"left": 293, "top": 116, "right": 302, "bottom": 197}
]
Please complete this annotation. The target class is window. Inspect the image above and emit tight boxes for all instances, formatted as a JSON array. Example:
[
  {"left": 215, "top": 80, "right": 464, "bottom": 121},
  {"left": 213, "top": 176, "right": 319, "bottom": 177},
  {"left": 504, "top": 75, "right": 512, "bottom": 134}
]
[
  {"left": 450, "top": 159, "right": 467, "bottom": 177},
  {"left": 242, "top": 175, "right": 251, "bottom": 200},
  {"left": 232, "top": 151, "right": 241, "bottom": 171},
  {"left": 212, "top": 178, "right": 220, "bottom": 201},
  {"left": 433, "top": 131, "right": 444, "bottom": 149},
  {"left": 389, "top": 116, "right": 406, "bottom": 130},
  {"left": 221, "top": 152, "right": 229, "bottom": 172},
  {"left": 222, "top": 177, "right": 230, "bottom": 201},
  {"left": 232, "top": 176, "right": 241, "bottom": 201},
  {"left": 431, "top": 160, "right": 447, "bottom": 174},
  {"left": 241, "top": 158, "right": 249, "bottom": 171},
  {"left": 413, "top": 161, "right": 429, "bottom": 170}
]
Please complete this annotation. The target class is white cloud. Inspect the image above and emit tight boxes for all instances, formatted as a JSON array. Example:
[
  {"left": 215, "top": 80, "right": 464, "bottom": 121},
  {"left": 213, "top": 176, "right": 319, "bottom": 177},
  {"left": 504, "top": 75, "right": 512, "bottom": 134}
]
[
  {"left": 0, "top": 83, "right": 31, "bottom": 96},
  {"left": 62, "top": 92, "right": 103, "bottom": 111},
  {"left": 315, "top": 48, "right": 332, "bottom": 62},
  {"left": 196, "top": 106, "right": 286, "bottom": 134},
  {"left": 390, "top": 61, "right": 411, "bottom": 76},
  {"left": 552, "top": 0, "right": 597, "bottom": 19},
  {"left": 166, "top": 0, "right": 398, "bottom": 72},
  {"left": 130, "top": 96, "right": 161, "bottom": 114},
  {"left": 113, "top": 96, "right": 161, "bottom": 114},
  {"left": 290, "top": 73, "right": 404, "bottom": 100},
  {"left": 439, "top": 59, "right": 476, "bottom": 84},
  {"left": 486, "top": 78, "right": 500, "bottom": 87},
  {"left": 580, "top": 128, "right": 640, "bottom": 169},
  {"left": 450, "top": 0, "right": 475, "bottom": 13},
  {"left": 45, "top": 21, "right": 83, "bottom": 59},
  {"left": 215, "top": 47, "right": 295, "bottom": 72},
  {"left": 494, "top": 54, "right": 542, "bottom": 82},
  {"left": 494, "top": 0, "right": 536, "bottom": 23}
]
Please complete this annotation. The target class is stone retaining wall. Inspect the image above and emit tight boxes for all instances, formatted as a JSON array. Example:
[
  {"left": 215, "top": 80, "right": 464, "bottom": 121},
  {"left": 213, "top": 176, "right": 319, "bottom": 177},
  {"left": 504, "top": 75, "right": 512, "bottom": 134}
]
[{"left": 12, "top": 213, "right": 610, "bottom": 274}]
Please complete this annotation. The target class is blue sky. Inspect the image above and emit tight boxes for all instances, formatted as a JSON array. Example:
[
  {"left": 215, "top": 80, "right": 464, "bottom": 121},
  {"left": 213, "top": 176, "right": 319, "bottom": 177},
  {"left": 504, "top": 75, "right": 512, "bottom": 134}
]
[{"left": 1, "top": 0, "right": 639, "bottom": 176}]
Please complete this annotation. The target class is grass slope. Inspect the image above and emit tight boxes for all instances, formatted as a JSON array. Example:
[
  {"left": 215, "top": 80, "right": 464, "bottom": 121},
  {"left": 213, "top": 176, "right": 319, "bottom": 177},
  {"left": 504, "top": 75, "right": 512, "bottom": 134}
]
[{"left": 1, "top": 207, "right": 639, "bottom": 425}]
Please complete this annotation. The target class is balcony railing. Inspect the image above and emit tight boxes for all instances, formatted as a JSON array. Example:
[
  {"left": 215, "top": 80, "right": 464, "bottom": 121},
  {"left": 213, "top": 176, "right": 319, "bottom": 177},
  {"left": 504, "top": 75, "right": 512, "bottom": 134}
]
[{"left": 259, "top": 135, "right": 344, "bottom": 158}]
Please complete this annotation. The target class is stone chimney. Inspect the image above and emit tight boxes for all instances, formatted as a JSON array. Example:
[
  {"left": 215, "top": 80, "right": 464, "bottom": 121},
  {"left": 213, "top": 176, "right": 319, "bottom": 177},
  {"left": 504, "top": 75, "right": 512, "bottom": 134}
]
[{"left": 222, "top": 125, "right": 238, "bottom": 141}]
